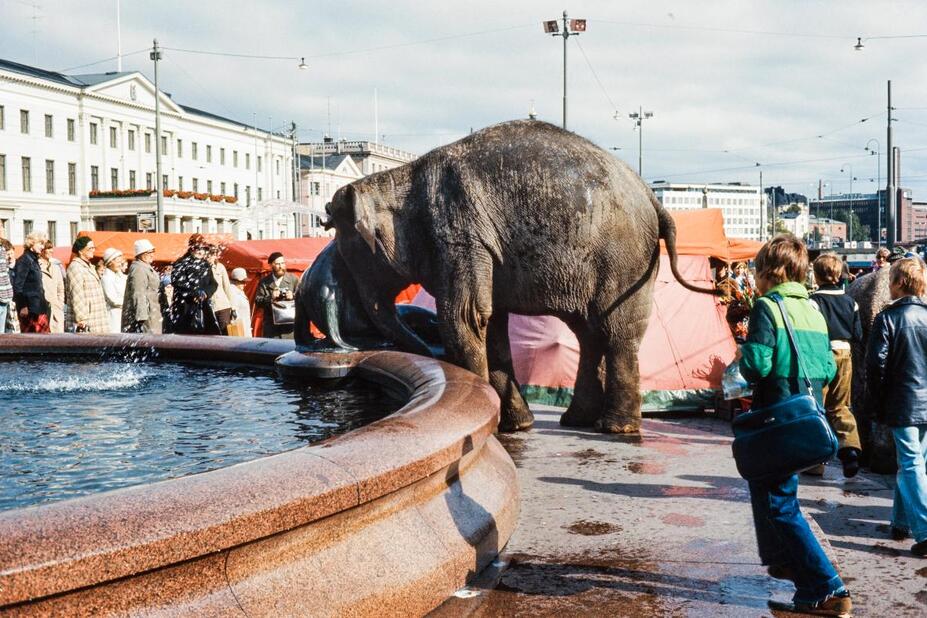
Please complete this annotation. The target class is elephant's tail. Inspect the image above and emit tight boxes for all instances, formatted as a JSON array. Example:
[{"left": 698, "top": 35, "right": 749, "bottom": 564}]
[{"left": 654, "top": 198, "right": 721, "bottom": 295}]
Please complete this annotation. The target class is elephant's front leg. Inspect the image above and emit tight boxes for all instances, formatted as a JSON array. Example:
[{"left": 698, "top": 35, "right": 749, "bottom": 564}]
[{"left": 487, "top": 311, "right": 534, "bottom": 432}]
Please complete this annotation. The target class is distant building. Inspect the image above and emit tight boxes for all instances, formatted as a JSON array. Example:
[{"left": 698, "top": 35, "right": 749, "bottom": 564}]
[
  {"left": 912, "top": 201, "right": 927, "bottom": 242},
  {"left": 650, "top": 181, "right": 766, "bottom": 241},
  {"left": 778, "top": 208, "right": 809, "bottom": 239},
  {"left": 808, "top": 189, "right": 915, "bottom": 244},
  {"left": 808, "top": 215, "right": 847, "bottom": 246},
  {"left": 296, "top": 139, "right": 417, "bottom": 237},
  {"left": 0, "top": 57, "right": 298, "bottom": 243}
]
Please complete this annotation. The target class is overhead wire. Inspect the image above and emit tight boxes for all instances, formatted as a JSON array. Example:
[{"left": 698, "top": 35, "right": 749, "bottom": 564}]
[
  {"left": 56, "top": 48, "right": 150, "bottom": 73},
  {"left": 574, "top": 39, "right": 620, "bottom": 114}
]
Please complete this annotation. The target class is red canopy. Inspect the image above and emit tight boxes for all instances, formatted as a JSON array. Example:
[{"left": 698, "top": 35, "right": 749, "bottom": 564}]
[{"left": 665, "top": 209, "right": 763, "bottom": 261}]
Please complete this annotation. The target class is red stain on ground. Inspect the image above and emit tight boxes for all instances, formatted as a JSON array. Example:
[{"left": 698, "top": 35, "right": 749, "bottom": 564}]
[
  {"left": 625, "top": 461, "right": 666, "bottom": 475},
  {"left": 661, "top": 513, "right": 706, "bottom": 527}
]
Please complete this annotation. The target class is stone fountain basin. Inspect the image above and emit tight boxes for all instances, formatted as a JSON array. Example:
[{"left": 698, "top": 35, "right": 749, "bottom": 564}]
[{"left": 0, "top": 334, "right": 519, "bottom": 617}]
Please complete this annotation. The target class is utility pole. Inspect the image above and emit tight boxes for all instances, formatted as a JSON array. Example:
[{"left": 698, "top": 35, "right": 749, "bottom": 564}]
[
  {"left": 543, "top": 11, "right": 585, "bottom": 129},
  {"left": 887, "top": 80, "right": 896, "bottom": 249},
  {"left": 151, "top": 39, "right": 163, "bottom": 232},
  {"left": 628, "top": 106, "right": 654, "bottom": 176},
  {"left": 116, "top": 0, "right": 122, "bottom": 72}
]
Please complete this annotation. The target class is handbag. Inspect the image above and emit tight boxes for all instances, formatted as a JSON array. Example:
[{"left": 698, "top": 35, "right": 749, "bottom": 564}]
[
  {"left": 271, "top": 299, "right": 296, "bottom": 326},
  {"left": 730, "top": 294, "right": 839, "bottom": 482}
]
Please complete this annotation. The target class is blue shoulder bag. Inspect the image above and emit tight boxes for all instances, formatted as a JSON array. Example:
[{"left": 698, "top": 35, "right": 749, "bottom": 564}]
[{"left": 731, "top": 294, "right": 839, "bottom": 482}]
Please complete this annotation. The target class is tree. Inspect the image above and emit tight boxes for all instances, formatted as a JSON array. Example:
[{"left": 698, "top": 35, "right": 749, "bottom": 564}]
[{"left": 831, "top": 210, "right": 870, "bottom": 242}]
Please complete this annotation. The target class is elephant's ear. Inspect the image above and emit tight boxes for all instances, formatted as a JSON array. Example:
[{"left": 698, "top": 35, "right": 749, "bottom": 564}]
[{"left": 348, "top": 184, "right": 377, "bottom": 254}]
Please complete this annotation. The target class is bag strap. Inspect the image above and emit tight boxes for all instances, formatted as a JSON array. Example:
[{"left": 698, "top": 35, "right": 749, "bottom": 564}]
[{"left": 769, "top": 293, "right": 814, "bottom": 396}]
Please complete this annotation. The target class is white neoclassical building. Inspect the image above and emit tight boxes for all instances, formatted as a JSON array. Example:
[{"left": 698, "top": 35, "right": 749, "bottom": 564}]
[
  {"left": 650, "top": 181, "right": 768, "bottom": 241},
  {"left": 0, "top": 57, "right": 298, "bottom": 244}
]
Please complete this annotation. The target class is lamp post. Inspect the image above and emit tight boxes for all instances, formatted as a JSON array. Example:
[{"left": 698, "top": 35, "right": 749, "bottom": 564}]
[
  {"left": 840, "top": 163, "right": 853, "bottom": 243},
  {"left": 150, "top": 39, "right": 163, "bottom": 232},
  {"left": 628, "top": 107, "right": 654, "bottom": 176},
  {"left": 865, "top": 139, "right": 881, "bottom": 247},
  {"left": 543, "top": 11, "right": 586, "bottom": 130}
]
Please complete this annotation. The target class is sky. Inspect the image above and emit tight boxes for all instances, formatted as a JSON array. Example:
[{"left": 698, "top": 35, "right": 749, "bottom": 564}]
[{"left": 2, "top": 0, "right": 927, "bottom": 197}]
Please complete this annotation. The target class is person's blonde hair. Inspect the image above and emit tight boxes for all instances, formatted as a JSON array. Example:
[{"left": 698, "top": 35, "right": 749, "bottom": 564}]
[
  {"left": 813, "top": 253, "right": 842, "bottom": 286},
  {"left": 754, "top": 234, "right": 808, "bottom": 286},
  {"left": 890, "top": 257, "right": 927, "bottom": 297},
  {"left": 23, "top": 231, "right": 48, "bottom": 249}
]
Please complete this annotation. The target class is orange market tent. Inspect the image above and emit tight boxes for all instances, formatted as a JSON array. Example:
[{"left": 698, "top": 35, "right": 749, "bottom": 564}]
[
  {"left": 77, "top": 231, "right": 234, "bottom": 266},
  {"left": 413, "top": 208, "right": 761, "bottom": 410}
]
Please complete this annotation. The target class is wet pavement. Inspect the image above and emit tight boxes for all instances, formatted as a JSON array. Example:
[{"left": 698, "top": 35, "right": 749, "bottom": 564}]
[{"left": 432, "top": 406, "right": 926, "bottom": 617}]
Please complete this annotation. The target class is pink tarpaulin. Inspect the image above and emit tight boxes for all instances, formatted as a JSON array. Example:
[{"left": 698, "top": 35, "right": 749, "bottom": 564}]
[{"left": 412, "top": 254, "right": 734, "bottom": 395}]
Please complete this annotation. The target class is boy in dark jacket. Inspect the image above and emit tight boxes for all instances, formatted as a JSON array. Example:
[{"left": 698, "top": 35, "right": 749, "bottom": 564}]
[
  {"left": 811, "top": 253, "right": 863, "bottom": 477},
  {"left": 866, "top": 257, "right": 927, "bottom": 557}
]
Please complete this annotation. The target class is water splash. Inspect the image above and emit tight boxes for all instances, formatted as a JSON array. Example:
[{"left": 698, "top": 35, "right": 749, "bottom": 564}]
[{"left": 0, "top": 364, "right": 150, "bottom": 392}]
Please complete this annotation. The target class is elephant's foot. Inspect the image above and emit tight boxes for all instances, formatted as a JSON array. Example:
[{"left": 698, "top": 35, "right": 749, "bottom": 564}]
[
  {"left": 498, "top": 404, "right": 534, "bottom": 432},
  {"left": 594, "top": 414, "right": 641, "bottom": 434},
  {"left": 560, "top": 399, "right": 600, "bottom": 427}
]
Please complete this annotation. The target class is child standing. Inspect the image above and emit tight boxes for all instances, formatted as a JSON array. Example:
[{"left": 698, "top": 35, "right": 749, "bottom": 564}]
[
  {"left": 810, "top": 253, "right": 863, "bottom": 478},
  {"left": 866, "top": 257, "right": 927, "bottom": 557}
]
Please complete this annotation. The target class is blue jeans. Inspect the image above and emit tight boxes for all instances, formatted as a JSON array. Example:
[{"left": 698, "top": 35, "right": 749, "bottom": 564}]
[
  {"left": 891, "top": 425, "right": 927, "bottom": 542},
  {"left": 0, "top": 302, "right": 8, "bottom": 333},
  {"left": 749, "top": 475, "right": 846, "bottom": 604}
]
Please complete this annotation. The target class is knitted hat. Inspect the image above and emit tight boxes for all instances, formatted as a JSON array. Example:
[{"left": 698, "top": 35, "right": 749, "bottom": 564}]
[
  {"left": 230, "top": 267, "right": 248, "bottom": 282},
  {"left": 102, "top": 248, "right": 123, "bottom": 265},
  {"left": 133, "top": 239, "right": 155, "bottom": 257}
]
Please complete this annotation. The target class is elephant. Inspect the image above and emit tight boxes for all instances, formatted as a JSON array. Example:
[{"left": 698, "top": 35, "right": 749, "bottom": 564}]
[{"left": 323, "top": 119, "right": 714, "bottom": 433}]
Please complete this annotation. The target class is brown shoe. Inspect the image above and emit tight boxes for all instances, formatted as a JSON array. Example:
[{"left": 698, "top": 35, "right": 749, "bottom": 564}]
[{"left": 793, "top": 593, "right": 852, "bottom": 617}]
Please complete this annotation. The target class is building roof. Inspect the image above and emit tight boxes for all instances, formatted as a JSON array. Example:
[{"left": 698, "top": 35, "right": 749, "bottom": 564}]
[
  {"left": 1, "top": 57, "right": 281, "bottom": 135},
  {"left": 299, "top": 153, "right": 353, "bottom": 171}
]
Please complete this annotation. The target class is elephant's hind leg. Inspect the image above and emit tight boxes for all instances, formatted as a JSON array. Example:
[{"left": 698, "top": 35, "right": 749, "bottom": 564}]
[
  {"left": 487, "top": 311, "right": 534, "bottom": 432},
  {"left": 560, "top": 319, "right": 605, "bottom": 428},
  {"left": 595, "top": 314, "right": 648, "bottom": 434}
]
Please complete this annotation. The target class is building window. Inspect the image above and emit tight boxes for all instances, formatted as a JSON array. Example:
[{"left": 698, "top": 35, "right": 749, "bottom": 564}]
[
  {"left": 70, "top": 222, "right": 78, "bottom": 244},
  {"left": 90, "top": 123, "right": 98, "bottom": 144},
  {"left": 161, "top": 135, "right": 167, "bottom": 154},
  {"left": 21, "top": 157, "right": 31, "bottom": 192},
  {"left": 44, "top": 114, "right": 53, "bottom": 138},
  {"left": 47, "top": 221, "right": 56, "bottom": 246},
  {"left": 177, "top": 139, "right": 183, "bottom": 158},
  {"left": 311, "top": 181, "right": 320, "bottom": 196},
  {"left": 110, "top": 126, "right": 117, "bottom": 148},
  {"left": 192, "top": 178, "right": 198, "bottom": 192},
  {"left": 91, "top": 165, "right": 99, "bottom": 191},
  {"left": 0, "top": 105, "right": 4, "bottom": 129},
  {"left": 220, "top": 148, "right": 226, "bottom": 165},
  {"left": 245, "top": 153, "right": 250, "bottom": 170},
  {"left": 146, "top": 172, "right": 152, "bottom": 190},
  {"left": 111, "top": 168, "right": 118, "bottom": 190},
  {"left": 220, "top": 182, "right": 226, "bottom": 195},
  {"left": 276, "top": 159, "right": 280, "bottom": 174},
  {"left": 23, "top": 220, "right": 33, "bottom": 237},
  {"left": 68, "top": 162, "right": 76, "bottom": 195},
  {"left": 276, "top": 190, "right": 280, "bottom": 199},
  {"left": 246, "top": 185, "right": 251, "bottom": 206},
  {"left": 192, "top": 142, "right": 198, "bottom": 160},
  {"left": 234, "top": 183, "right": 238, "bottom": 199},
  {"left": 233, "top": 150, "right": 238, "bottom": 167},
  {"left": 162, "top": 174, "right": 168, "bottom": 190},
  {"left": 206, "top": 145, "right": 212, "bottom": 163},
  {"left": 207, "top": 180, "right": 213, "bottom": 194},
  {"left": 128, "top": 129, "right": 135, "bottom": 151},
  {"left": 258, "top": 156, "right": 262, "bottom": 172},
  {"left": 145, "top": 133, "right": 151, "bottom": 153},
  {"left": 45, "top": 160, "right": 54, "bottom": 194},
  {"left": 67, "top": 118, "right": 75, "bottom": 141},
  {"left": 20, "top": 109, "right": 29, "bottom": 134},
  {"left": 258, "top": 187, "right": 263, "bottom": 201},
  {"left": 178, "top": 176, "right": 183, "bottom": 191},
  {"left": 129, "top": 170, "right": 136, "bottom": 189},
  {"left": 0, "top": 155, "right": 5, "bottom": 191}
]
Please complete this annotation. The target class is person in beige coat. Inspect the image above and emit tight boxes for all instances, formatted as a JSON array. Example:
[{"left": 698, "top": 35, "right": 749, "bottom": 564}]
[
  {"left": 66, "top": 236, "right": 110, "bottom": 334},
  {"left": 207, "top": 245, "right": 233, "bottom": 335},
  {"left": 39, "top": 243, "right": 66, "bottom": 333},
  {"left": 122, "top": 239, "right": 163, "bottom": 333}
]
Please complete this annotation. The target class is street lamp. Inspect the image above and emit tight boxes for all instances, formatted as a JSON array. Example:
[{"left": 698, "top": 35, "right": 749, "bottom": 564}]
[
  {"left": 543, "top": 11, "right": 586, "bottom": 130},
  {"left": 854, "top": 37, "right": 865, "bottom": 51},
  {"left": 628, "top": 107, "right": 654, "bottom": 176},
  {"left": 840, "top": 163, "right": 854, "bottom": 243},
  {"left": 866, "top": 138, "right": 882, "bottom": 247}
]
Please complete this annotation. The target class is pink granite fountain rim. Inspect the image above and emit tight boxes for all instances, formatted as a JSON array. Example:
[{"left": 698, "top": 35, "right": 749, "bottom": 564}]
[{"left": 0, "top": 334, "right": 501, "bottom": 608}]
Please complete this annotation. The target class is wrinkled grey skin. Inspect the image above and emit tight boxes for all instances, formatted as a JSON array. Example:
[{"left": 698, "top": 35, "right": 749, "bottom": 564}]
[
  {"left": 847, "top": 267, "right": 896, "bottom": 472},
  {"left": 326, "top": 120, "right": 713, "bottom": 433}
]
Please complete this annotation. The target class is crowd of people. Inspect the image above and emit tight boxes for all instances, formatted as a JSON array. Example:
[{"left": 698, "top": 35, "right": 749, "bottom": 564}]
[
  {"left": 0, "top": 233, "right": 295, "bottom": 339},
  {"left": 731, "top": 236, "right": 927, "bottom": 615}
]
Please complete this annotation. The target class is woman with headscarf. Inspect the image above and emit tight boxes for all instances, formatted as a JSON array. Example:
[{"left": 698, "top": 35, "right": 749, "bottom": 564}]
[
  {"left": 206, "top": 244, "right": 233, "bottom": 335},
  {"left": 39, "top": 241, "right": 65, "bottom": 333},
  {"left": 13, "top": 231, "right": 49, "bottom": 333},
  {"left": 100, "top": 248, "right": 127, "bottom": 334},
  {"left": 168, "top": 234, "right": 218, "bottom": 334}
]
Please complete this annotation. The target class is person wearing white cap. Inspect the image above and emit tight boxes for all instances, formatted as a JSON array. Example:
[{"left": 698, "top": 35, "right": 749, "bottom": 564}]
[
  {"left": 228, "top": 267, "right": 252, "bottom": 337},
  {"left": 100, "top": 247, "right": 127, "bottom": 333},
  {"left": 122, "top": 239, "right": 162, "bottom": 333}
]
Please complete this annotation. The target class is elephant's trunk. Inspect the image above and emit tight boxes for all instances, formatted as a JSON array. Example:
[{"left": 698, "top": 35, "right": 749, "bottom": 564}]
[{"left": 359, "top": 285, "right": 434, "bottom": 358}]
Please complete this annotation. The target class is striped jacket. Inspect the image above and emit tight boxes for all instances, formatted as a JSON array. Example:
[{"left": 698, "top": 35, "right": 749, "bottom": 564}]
[
  {"left": 740, "top": 281, "right": 837, "bottom": 409},
  {"left": 66, "top": 257, "right": 110, "bottom": 334}
]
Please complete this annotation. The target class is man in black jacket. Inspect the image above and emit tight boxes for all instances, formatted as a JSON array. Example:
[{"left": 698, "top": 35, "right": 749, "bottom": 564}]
[
  {"left": 254, "top": 251, "right": 299, "bottom": 339},
  {"left": 12, "top": 232, "right": 49, "bottom": 333},
  {"left": 866, "top": 257, "right": 927, "bottom": 557}
]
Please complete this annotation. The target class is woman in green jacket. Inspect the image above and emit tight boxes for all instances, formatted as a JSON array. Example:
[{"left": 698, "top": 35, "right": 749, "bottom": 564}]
[{"left": 739, "top": 235, "right": 850, "bottom": 616}]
